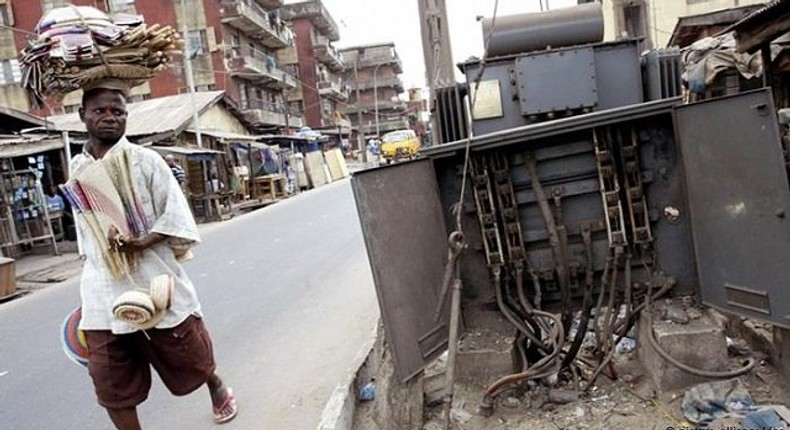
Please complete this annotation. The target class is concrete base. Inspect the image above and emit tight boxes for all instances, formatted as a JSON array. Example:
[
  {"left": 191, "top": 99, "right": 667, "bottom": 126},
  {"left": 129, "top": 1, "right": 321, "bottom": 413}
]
[
  {"left": 637, "top": 308, "right": 728, "bottom": 393},
  {"left": 456, "top": 311, "right": 517, "bottom": 387},
  {"left": 774, "top": 327, "right": 790, "bottom": 385}
]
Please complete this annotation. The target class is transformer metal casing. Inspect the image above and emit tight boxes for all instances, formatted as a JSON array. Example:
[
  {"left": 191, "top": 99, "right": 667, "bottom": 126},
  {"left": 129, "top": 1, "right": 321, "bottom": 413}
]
[{"left": 462, "top": 40, "right": 643, "bottom": 136}]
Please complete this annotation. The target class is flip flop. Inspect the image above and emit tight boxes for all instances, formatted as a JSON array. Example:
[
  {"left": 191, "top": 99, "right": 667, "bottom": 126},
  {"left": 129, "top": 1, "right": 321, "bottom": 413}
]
[{"left": 213, "top": 387, "right": 238, "bottom": 424}]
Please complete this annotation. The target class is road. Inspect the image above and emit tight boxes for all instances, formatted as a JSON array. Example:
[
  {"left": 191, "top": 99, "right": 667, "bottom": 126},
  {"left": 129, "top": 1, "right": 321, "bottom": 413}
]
[{"left": 0, "top": 179, "right": 380, "bottom": 429}]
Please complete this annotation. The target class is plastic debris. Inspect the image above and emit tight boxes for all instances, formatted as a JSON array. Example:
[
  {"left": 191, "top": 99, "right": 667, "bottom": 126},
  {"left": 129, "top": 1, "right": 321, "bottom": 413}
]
[{"left": 359, "top": 381, "right": 376, "bottom": 402}]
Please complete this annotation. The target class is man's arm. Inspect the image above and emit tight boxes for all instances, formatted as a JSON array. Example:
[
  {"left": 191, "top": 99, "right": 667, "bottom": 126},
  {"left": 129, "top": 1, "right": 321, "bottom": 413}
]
[{"left": 108, "top": 227, "right": 167, "bottom": 254}]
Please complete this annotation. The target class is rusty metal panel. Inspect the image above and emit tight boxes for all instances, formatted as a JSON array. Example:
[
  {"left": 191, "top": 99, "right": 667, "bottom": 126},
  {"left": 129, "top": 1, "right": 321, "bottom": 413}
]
[
  {"left": 352, "top": 159, "right": 451, "bottom": 381},
  {"left": 674, "top": 89, "right": 790, "bottom": 328}
]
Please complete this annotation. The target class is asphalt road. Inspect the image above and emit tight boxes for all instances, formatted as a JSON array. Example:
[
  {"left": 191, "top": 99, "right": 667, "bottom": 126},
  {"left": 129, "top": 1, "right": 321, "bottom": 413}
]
[{"left": 0, "top": 179, "right": 380, "bottom": 429}]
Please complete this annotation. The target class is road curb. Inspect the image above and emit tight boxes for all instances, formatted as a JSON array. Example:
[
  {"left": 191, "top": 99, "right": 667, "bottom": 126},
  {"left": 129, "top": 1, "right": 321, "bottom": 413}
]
[{"left": 317, "top": 323, "right": 377, "bottom": 430}]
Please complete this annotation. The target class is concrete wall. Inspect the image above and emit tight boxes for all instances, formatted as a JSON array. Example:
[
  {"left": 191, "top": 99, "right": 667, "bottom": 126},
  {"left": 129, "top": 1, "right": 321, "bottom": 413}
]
[{"left": 601, "top": 0, "right": 767, "bottom": 48}]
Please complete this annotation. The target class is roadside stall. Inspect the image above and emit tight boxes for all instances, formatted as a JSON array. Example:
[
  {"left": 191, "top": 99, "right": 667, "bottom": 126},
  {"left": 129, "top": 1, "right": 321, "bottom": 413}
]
[
  {"left": 148, "top": 145, "right": 229, "bottom": 222},
  {"left": 0, "top": 135, "right": 67, "bottom": 257}
]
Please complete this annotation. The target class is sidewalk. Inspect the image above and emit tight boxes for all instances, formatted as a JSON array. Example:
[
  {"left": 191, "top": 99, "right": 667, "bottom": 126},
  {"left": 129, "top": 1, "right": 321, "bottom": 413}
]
[{"left": 10, "top": 241, "right": 82, "bottom": 292}]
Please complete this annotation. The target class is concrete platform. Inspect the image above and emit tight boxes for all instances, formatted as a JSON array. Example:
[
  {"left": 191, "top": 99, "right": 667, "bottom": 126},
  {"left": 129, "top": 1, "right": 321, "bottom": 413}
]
[{"left": 637, "top": 307, "right": 728, "bottom": 393}]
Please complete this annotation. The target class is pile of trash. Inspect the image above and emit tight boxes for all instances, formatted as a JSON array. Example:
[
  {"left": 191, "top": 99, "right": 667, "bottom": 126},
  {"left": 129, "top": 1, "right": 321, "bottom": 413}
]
[
  {"left": 20, "top": 6, "right": 183, "bottom": 108},
  {"left": 682, "top": 379, "right": 790, "bottom": 430}
]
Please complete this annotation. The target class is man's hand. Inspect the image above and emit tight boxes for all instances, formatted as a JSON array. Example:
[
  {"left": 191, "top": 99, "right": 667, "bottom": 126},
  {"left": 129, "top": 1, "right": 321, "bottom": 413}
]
[{"left": 108, "top": 226, "right": 166, "bottom": 255}]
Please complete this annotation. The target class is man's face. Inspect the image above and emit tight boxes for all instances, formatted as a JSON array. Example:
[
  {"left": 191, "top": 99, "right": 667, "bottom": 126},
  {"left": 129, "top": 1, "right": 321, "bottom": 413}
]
[{"left": 79, "top": 90, "right": 128, "bottom": 144}]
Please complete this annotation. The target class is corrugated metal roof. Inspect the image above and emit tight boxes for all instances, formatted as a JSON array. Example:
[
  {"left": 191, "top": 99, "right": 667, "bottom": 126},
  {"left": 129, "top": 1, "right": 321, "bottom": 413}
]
[
  {"left": 729, "top": 0, "right": 789, "bottom": 31},
  {"left": 149, "top": 145, "right": 224, "bottom": 156},
  {"left": 47, "top": 91, "right": 225, "bottom": 138},
  {"left": 187, "top": 129, "right": 257, "bottom": 141},
  {"left": 0, "top": 106, "right": 51, "bottom": 129},
  {"left": 0, "top": 136, "right": 64, "bottom": 158},
  {"left": 726, "top": 0, "right": 790, "bottom": 51}
]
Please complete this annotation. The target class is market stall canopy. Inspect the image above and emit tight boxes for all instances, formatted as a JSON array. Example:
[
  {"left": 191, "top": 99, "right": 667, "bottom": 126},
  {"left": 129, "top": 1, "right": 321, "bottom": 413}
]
[
  {"left": 47, "top": 91, "right": 245, "bottom": 142},
  {"left": 0, "top": 136, "right": 64, "bottom": 158},
  {"left": 187, "top": 129, "right": 258, "bottom": 142},
  {"left": 668, "top": 5, "right": 763, "bottom": 49},
  {"left": 0, "top": 106, "right": 52, "bottom": 134},
  {"left": 148, "top": 145, "right": 224, "bottom": 161},
  {"left": 725, "top": 0, "right": 790, "bottom": 53}
]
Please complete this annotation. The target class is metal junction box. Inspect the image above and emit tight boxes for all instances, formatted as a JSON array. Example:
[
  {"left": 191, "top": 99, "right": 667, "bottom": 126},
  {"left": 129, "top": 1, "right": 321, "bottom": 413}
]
[{"left": 515, "top": 47, "right": 597, "bottom": 115}]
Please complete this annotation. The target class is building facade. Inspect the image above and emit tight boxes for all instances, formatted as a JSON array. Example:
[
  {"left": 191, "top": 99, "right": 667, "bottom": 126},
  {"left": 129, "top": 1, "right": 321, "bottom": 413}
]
[
  {"left": 340, "top": 43, "right": 408, "bottom": 138},
  {"left": 598, "top": 0, "right": 767, "bottom": 49},
  {"left": 0, "top": 0, "right": 303, "bottom": 132},
  {"left": 279, "top": 0, "right": 350, "bottom": 133}
]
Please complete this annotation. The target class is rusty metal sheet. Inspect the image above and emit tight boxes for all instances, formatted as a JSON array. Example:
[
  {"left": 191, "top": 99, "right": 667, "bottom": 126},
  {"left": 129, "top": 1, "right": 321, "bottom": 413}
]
[
  {"left": 674, "top": 89, "right": 790, "bottom": 328},
  {"left": 352, "top": 159, "right": 451, "bottom": 381}
]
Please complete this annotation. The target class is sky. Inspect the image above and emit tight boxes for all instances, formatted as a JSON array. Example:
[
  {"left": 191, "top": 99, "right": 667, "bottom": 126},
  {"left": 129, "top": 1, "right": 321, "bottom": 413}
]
[{"left": 316, "top": 0, "right": 579, "bottom": 89}]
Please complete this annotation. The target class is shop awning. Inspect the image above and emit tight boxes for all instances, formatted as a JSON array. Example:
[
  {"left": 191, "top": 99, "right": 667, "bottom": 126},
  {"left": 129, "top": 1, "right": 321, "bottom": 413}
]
[
  {"left": 187, "top": 129, "right": 258, "bottom": 141},
  {"left": 0, "top": 137, "right": 64, "bottom": 158},
  {"left": 149, "top": 145, "right": 225, "bottom": 161}
]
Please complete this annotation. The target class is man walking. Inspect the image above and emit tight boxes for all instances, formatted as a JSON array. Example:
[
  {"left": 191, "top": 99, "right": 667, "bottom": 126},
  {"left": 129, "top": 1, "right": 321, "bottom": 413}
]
[
  {"left": 72, "top": 81, "right": 238, "bottom": 429},
  {"left": 165, "top": 154, "right": 187, "bottom": 191}
]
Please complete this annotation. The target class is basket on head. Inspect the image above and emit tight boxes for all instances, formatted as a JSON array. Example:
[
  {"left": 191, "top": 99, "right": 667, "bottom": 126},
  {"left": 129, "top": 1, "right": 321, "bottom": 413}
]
[{"left": 61, "top": 307, "right": 89, "bottom": 368}]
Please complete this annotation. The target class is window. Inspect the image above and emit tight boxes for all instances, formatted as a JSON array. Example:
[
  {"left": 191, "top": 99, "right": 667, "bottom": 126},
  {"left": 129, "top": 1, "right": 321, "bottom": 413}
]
[
  {"left": 186, "top": 30, "right": 207, "bottom": 58},
  {"left": 40, "top": 0, "right": 70, "bottom": 12},
  {"left": 238, "top": 83, "right": 248, "bottom": 109},
  {"left": 128, "top": 93, "right": 150, "bottom": 103},
  {"left": 0, "top": 4, "right": 13, "bottom": 26},
  {"left": 0, "top": 60, "right": 21, "bottom": 85},
  {"left": 109, "top": 0, "right": 136, "bottom": 14}
]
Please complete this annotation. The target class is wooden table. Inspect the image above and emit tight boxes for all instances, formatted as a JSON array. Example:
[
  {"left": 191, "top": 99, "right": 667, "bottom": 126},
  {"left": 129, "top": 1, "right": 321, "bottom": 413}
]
[
  {"left": 190, "top": 193, "right": 233, "bottom": 222},
  {"left": 245, "top": 174, "right": 287, "bottom": 201},
  {"left": 48, "top": 210, "right": 63, "bottom": 241}
]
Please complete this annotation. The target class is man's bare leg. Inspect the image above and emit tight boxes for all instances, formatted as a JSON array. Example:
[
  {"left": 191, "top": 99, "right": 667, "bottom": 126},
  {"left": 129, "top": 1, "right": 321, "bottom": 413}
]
[
  {"left": 207, "top": 373, "right": 237, "bottom": 423},
  {"left": 107, "top": 407, "right": 142, "bottom": 430}
]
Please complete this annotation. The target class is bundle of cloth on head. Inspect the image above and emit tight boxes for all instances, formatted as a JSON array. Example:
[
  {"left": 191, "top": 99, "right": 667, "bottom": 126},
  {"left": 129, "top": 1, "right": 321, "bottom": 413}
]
[{"left": 20, "top": 5, "right": 182, "bottom": 108}]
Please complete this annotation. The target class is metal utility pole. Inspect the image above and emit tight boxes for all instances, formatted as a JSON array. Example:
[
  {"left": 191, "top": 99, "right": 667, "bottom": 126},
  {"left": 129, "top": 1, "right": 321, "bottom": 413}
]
[
  {"left": 418, "top": 0, "right": 454, "bottom": 147},
  {"left": 180, "top": 0, "right": 202, "bottom": 148},
  {"left": 373, "top": 63, "right": 383, "bottom": 138},
  {"left": 283, "top": 72, "right": 291, "bottom": 135},
  {"left": 418, "top": 0, "right": 454, "bottom": 89},
  {"left": 354, "top": 58, "right": 367, "bottom": 162}
]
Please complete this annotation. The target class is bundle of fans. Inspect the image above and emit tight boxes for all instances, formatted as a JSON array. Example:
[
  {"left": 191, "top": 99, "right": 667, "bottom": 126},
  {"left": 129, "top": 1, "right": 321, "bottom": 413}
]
[{"left": 20, "top": 5, "right": 183, "bottom": 108}]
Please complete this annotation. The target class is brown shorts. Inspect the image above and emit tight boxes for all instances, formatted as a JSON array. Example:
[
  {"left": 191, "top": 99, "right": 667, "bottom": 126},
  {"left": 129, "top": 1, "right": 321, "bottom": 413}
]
[{"left": 84, "top": 315, "right": 216, "bottom": 409}]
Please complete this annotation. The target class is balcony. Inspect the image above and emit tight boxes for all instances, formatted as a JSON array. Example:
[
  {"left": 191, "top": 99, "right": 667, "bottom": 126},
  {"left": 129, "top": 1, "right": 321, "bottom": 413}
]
[
  {"left": 317, "top": 81, "right": 348, "bottom": 102},
  {"left": 376, "top": 118, "right": 410, "bottom": 133},
  {"left": 228, "top": 55, "right": 298, "bottom": 90},
  {"left": 354, "top": 76, "right": 404, "bottom": 92},
  {"left": 280, "top": 0, "right": 340, "bottom": 42},
  {"left": 254, "top": 0, "right": 283, "bottom": 9},
  {"left": 313, "top": 41, "right": 345, "bottom": 71},
  {"left": 358, "top": 55, "right": 403, "bottom": 74},
  {"left": 243, "top": 107, "right": 303, "bottom": 128},
  {"left": 221, "top": 0, "right": 293, "bottom": 49},
  {"left": 343, "top": 100, "right": 407, "bottom": 115}
]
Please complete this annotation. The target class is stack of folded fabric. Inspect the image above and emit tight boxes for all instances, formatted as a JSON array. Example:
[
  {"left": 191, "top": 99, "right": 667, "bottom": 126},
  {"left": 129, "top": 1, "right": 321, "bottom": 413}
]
[{"left": 20, "top": 5, "right": 183, "bottom": 108}]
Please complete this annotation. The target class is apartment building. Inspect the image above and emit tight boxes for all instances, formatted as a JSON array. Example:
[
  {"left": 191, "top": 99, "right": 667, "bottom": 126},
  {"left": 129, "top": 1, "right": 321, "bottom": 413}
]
[
  {"left": 0, "top": 0, "right": 303, "bottom": 131},
  {"left": 340, "top": 42, "right": 408, "bottom": 137},
  {"left": 279, "top": 0, "right": 350, "bottom": 133},
  {"left": 598, "top": 0, "right": 767, "bottom": 48}
]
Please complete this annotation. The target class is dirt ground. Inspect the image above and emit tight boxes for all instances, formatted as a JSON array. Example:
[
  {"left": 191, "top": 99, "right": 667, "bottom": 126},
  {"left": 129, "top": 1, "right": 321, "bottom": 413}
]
[{"left": 352, "top": 312, "right": 790, "bottom": 430}]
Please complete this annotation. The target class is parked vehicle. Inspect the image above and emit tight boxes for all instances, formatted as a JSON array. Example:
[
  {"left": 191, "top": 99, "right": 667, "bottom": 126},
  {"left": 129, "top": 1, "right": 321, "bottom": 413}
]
[{"left": 380, "top": 129, "right": 421, "bottom": 164}]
